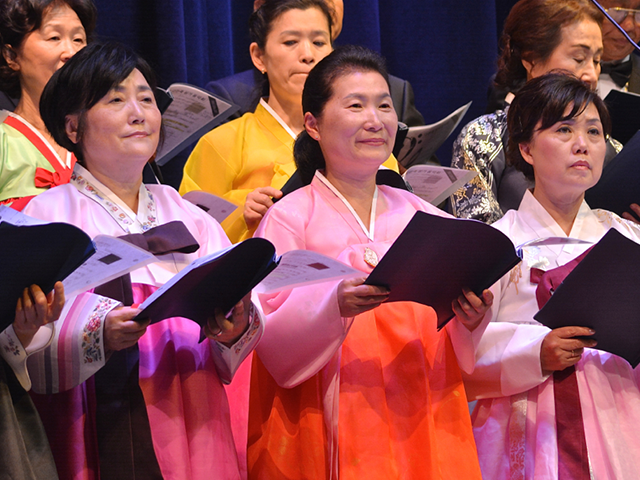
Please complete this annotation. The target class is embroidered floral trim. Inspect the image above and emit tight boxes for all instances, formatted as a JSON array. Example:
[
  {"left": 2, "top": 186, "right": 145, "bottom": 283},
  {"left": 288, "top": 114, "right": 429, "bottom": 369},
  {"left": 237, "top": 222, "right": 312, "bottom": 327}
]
[
  {"left": 233, "top": 305, "right": 261, "bottom": 355},
  {"left": 82, "top": 298, "right": 118, "bottom": 364},
  {"left": 143, "top": 190, "right": 157, "bottom": 230},
  {"left": 71, "top": 170, "right": 157, "bottom": 232},
  {"left": 1, "top": 329, "right": 22, "bottom": 356},
  {"left": 73, "top": 171, "right": 135, "bottom": 226}
]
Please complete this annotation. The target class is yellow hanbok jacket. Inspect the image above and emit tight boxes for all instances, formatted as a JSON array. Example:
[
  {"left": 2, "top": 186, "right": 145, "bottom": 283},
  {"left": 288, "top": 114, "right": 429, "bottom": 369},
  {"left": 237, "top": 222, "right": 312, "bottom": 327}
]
[{"left": 180, "top": 101, "right": 397, "bottom": 243}]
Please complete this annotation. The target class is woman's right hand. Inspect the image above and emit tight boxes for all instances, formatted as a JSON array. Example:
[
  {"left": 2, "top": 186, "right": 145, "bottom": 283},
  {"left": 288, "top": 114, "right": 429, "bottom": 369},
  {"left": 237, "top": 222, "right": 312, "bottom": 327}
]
[
  {"left": 105, "top": 307, "right": 149, "bottom": 352},
  {"left": 540, "top": 326, "right": 597, "bottom": 374},
  {"left": 13, "top": 282, "right": 65, "bottom": 348},
  {"left": 244, "top": 186, "right": 283, "bottom": 230},
  {"left": 337, "top": 277, "right": 390, "bottom": 317}
]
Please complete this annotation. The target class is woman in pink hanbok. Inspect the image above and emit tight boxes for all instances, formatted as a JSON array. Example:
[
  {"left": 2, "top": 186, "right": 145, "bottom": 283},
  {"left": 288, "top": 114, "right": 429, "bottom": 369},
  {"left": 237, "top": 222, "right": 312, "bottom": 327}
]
[
  {"left": 464, "top": 72, "right": 640, "bottom": 480},
  {"left": 11, "top": 43, "right": 264, "bottom": 480},
  {"left": 247, "top": 45, "right": 494, "bottom": 480}
]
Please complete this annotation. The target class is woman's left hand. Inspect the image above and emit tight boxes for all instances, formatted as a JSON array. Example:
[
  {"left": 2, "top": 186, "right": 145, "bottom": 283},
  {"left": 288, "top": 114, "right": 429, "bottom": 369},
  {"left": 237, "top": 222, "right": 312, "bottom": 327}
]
[
  {"left": 203, "top": 293, "right": 252, "bottom": 346},
  {"left": 452, "top": 288, "right": 494, "bottom": 332},
  {"left": 13, "top": 282, "right": 65, "bottom": 348}
]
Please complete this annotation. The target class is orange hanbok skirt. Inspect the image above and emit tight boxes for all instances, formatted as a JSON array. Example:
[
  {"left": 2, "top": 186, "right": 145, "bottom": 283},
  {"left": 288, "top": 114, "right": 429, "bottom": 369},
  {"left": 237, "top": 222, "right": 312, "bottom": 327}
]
[{"left": 247, "top": 302, "right": 481, "bottom": 479}]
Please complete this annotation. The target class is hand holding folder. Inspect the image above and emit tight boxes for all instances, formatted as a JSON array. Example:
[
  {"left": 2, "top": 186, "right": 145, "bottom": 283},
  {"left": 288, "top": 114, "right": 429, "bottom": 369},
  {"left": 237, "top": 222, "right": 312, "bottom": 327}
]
[
  {"left": 0, "top": 221, "right": 95, "bottom": 331},
  {"left": 534, "top": 229, "right": 640, "bottom": 367}
]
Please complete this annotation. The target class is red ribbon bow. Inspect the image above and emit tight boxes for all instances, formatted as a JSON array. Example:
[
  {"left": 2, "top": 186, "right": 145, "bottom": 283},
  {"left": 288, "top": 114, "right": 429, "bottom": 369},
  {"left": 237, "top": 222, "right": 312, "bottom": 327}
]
[{"left": 34, "top": 166, "right": 73, "bottom": 188}]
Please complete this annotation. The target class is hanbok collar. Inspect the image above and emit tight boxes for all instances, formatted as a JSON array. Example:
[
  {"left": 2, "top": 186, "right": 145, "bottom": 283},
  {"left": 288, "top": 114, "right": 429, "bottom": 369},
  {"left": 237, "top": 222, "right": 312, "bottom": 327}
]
[
  {"left": 316, "top": 170, "right": 378, "bottom": 242},
  {"left": 2, "top": 111, "right": 74, "bottom": 169},
  {"left": 259, "top": 98, "right": 297, "bottom": 140},
  {"left": 517, "top": 190, "right": 601, "bottom": 267},
  {"left": 70, "top": 164, "right": 158, "bottom": 234}
]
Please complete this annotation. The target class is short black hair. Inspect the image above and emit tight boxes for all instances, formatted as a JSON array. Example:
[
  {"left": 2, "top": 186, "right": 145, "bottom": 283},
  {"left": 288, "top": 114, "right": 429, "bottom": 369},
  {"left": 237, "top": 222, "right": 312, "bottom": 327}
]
[
  {"left": 294, "top": 45, "right": 390, "bottom": 183},
  {"left": 507, "top": 71, "right": 611, "bottom": 181},
  {"left": 40, "top": 41, "right": 159, "bottom": 163},
  {"left": 0, "top": 0, "right": 97, "bottom": 98}
]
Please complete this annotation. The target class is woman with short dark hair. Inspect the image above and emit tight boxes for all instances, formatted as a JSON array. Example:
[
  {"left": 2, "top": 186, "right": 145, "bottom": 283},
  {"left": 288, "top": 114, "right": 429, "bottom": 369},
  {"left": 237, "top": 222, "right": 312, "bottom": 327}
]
[
  {"left": 21, "top": 42, "right": 264, "bottom": 480},
  {"left": 0, "top": 0, "right": 96, "bottom": 209},
  {"left": 465, "top": 72, "right": 640, "bottom": 479}
]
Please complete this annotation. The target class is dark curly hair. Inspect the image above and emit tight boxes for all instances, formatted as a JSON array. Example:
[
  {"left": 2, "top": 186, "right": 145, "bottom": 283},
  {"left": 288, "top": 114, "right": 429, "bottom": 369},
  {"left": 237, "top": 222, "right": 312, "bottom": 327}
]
[
  {"left": 0, "top": 0, "right": 97, "bottom": 98},
  {"left": 40, "top": 42, "right": 160, "bottom": 164},
  {"left": 506, "top": 71, "right": 611, "bottom": 181},
  {"left": 494, "top": 0, "right": 602, "bottom": 92},
  {"left": 294, "top": 45, "right": 390, "bottom": 183}
]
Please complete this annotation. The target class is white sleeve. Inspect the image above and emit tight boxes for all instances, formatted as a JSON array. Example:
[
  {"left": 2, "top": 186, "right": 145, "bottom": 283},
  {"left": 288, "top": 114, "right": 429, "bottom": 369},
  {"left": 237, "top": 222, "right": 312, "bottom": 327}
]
[
  {"left": 210, "top": 302, "right": 265, "bottom": 384},
  {"left": 0, "top": 322, "right": 54, "bottom": 390}
]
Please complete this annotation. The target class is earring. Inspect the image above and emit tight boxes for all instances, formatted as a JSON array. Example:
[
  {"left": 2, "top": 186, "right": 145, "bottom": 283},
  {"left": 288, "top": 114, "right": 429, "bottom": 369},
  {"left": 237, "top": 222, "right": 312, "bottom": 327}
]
[{"left": 261, "top": 69, "right": 266, "bottom": 75}]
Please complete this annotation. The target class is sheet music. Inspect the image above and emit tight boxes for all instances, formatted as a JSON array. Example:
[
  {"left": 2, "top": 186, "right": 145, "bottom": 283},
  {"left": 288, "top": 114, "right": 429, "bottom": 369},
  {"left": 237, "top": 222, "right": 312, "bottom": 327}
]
[
  {"left": 404, "top": 165, "right": 477, "bottom": 205},
  {"left": 155, "top": 83, "right": 237, "bottom": 165},
  {"left": 63, "top": 235, "right": 156, "bottom": 297},
  {"left": 182, "top": 190, "right": 237, "bottom": 223},
  {"left": 255, "top": 250, "right": 360, "bottom": 293},
  {"left": 396, "top": 101, "right": 472, "bottom": 169},
  {"left": 0, "top": 206, "right": 47, "bottom": 225}
]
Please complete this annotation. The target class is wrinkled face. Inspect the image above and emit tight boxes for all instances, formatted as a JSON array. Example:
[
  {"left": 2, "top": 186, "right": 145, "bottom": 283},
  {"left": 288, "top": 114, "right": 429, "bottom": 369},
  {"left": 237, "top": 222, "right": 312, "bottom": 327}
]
[
  {"left": 8, "top": 4, "right": 86, "bottom": 97},
  {"left": 520, "top": 102, "right": 607, "bottom": 201},
  {"left": 251, "top": 7, "right": 332, "bottom": 106},
  {"left": 599, "top": 0, "right": 640, "bottom": 61},
  {"left": 67, "top": 69, "right": 162, "bottom": 178},
  {"left": 525, "top": 19, "right": 603, "bottom": 89},
  {"left": 306, "top": 70, "right": 397, "bottom": 177}
]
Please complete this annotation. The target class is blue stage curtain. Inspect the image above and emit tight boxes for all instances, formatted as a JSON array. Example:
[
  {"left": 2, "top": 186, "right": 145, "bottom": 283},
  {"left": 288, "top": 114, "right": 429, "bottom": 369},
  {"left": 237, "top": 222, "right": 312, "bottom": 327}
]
[{"left": 93, "top": 0, "right": 518, "bottom": 166}]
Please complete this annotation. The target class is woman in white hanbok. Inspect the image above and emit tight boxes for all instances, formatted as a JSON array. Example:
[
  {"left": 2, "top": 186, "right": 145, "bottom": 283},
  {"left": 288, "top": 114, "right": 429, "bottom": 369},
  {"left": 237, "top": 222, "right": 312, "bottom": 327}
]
[{"left": 465, "top": 72, "right": 640, "bottom": 480}]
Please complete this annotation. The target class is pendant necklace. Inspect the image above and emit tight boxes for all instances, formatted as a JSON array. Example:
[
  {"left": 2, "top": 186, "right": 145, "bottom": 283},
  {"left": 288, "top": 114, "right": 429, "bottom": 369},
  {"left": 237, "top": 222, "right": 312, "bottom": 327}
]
[{"left": 317, "top": 172, "right": 379, "bottom": 267}]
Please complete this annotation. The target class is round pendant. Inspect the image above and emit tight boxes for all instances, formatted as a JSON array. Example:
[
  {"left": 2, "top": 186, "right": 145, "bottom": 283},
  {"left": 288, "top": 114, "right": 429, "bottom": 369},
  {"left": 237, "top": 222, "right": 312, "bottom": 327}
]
[{"left": 364, "top": 247, "right": 379, "bottom": 268}]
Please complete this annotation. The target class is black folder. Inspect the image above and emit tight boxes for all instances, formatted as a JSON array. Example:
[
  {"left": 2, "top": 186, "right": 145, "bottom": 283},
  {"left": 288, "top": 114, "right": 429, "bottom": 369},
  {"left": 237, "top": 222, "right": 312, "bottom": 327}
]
[
  {"left": 604, "top": 89, "right": 640, "bottom": 145},
  {"left": 534, "top": 229, "right": 640, "bottom": 368},
  {"left": 365, "top": 211, "right": 521, "bottom": 329},
  {"left": 585, "top": 130, "right": 640, "bottom": 219},
  {"left": 134, "top": 237, "right": 278, "bottom": 326},
  {"left": 0, "top": 222, "right": 95, "bottom": 331}
]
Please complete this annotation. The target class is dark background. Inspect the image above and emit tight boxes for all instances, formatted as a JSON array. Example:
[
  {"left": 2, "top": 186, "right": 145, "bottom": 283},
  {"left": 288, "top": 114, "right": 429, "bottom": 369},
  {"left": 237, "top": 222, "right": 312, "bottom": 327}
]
[{"left": 92, "top": 0, "right": 519, "bottom": 168}]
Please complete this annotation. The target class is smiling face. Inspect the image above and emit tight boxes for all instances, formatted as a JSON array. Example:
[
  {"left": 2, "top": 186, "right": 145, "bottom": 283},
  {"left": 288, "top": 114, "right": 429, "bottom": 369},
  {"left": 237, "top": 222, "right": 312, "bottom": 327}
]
[
  {"left": 305, "top": 70, "right": 397, "bottom": 180},
  {"left": 8, "top": 3, "right": 87, "bottom": 99},
  {"left": 520, "top": 102, "right": 606, "bottom": 204},
  {"left": 66, "top": 69, "right": 162, "bottom": 181},
  {"left": 250, "top": 7, "right": 332, "bottom": 107},
  {"left": 599, "top": 0, "right": 640, "bottom": 61},
  {"left": 524, "top": 19, "right": 603, "bottom": 89}
]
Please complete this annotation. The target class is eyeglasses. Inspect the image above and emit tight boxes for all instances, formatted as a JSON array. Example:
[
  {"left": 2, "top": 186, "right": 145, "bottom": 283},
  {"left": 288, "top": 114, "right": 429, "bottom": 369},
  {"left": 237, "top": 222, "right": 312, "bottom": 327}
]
[{"left": 606, "top": 7, "right": 640, "bottom": 25}]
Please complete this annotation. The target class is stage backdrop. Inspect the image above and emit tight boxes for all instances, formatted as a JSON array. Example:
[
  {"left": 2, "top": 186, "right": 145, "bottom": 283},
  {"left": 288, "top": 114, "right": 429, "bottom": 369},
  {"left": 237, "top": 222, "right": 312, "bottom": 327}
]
[{"left": 92, "top": 0, "right": 518, "bottom": 169}]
